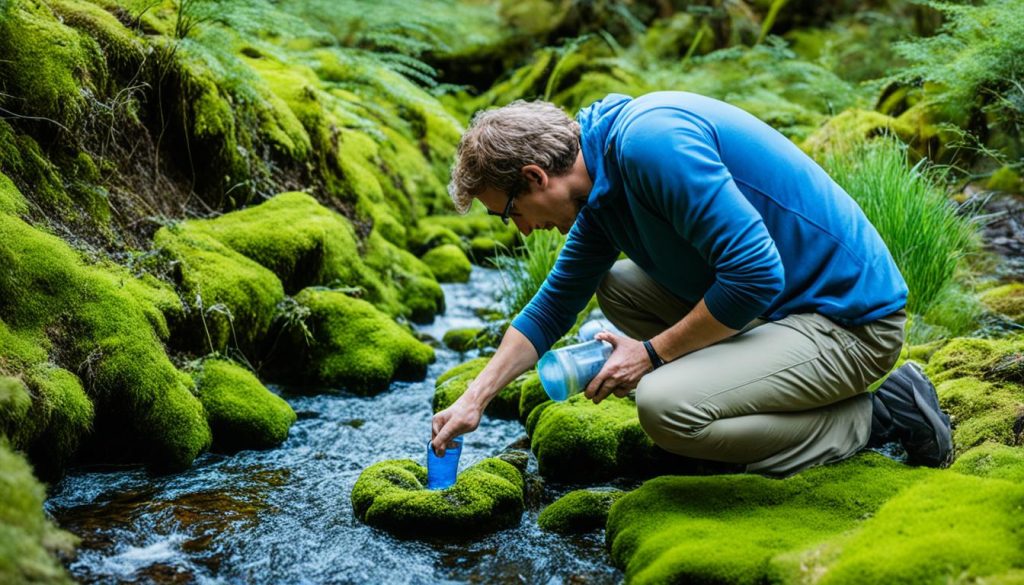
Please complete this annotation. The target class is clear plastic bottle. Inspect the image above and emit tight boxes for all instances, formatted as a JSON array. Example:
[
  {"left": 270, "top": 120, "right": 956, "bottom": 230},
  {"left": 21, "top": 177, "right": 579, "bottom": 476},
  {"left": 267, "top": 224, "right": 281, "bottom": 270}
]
[{"left": 537, "top": 339, "right": 613, "bottom": 401}]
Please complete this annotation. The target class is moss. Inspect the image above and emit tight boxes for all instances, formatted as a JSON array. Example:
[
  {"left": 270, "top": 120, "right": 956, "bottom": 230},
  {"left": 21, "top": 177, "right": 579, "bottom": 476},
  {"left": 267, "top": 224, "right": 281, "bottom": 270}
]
[
  {"left": 517, "top": 372, "right": 549, "bottom": 425},
  {"left": 606, "top": 454, "right": 933, "bottom": 585},
  {"left": 950, "top": 442, "right": 1024, "bottom": 482},
  {"left": 936, "top": 377, "right": 1023, "bottom": 451},
  {"left": 442, "top": 327, "right": 485, "bottom": 352},
  {"left": 433, "top": 357, "right": 523, "bottom": 419},
  {"left": 23, "top": 364, "right": 93, "bottom": 478},
  {"left": 0, "top": 377, "right": 32, "bottom": 445},
  {"left": 0, "top": 440, "right": 76, "bottom": 584},
  {"left": 987, "top": 166, "right": 1024, "bottom": 193},
  {"left": 350, "top": 457, "right": 524, "bottom": 539},
  {"left": 408, "top": 223, "right": 462, "bottom": 256},
  {"left": 154, "top": 225, "right": 284, "bottom": 354},
  {"left": 801, "top": 109, "right": 915, "bottom": 159},
  {"left": 0, "top": 0, "right": 106, "bottom": 128},
  {"left": 538, "top": 488, "right": 625, "bottom": 534},
  {"left": 193, "top": 358, "right": 295, "bottom": 452},
  {"left": 420, "top": 214, "right": 518, "bottom": 248},
  {"left": 363, "top": 230, "right": 444, "bottom": 323},
  {"left": 925, "top": 337, "right": 1024, "bottom": 384},
  {"left": 0, "top": 166, "right": 27, "bottom": 216},
  {"left": 981, "top": 283, "right": 1024, "bottom": 323},
  {"left": 469, "top": 236, "right": 501, "bottom": 264},
  {"left": 1, "top": 194, "right": 210, "bottom": 471},
  {"left": 0, "top": 121, "right": 70, "bottom": 211},
  {"left": 422, "top": 244, "right": 472, "bottom": 283},
  {"left": 267, "top": 288, "right": 434, "bottom": 394},
  {"left": 811, "top": 473, "right": 1024, "bottom": 584}
]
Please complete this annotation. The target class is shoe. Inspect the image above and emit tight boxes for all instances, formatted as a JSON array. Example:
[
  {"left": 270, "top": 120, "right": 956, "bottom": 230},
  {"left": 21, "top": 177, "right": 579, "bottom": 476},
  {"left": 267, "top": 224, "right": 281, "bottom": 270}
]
[{"left": 869, "top": 362, "right": 954, "bottom": 467}]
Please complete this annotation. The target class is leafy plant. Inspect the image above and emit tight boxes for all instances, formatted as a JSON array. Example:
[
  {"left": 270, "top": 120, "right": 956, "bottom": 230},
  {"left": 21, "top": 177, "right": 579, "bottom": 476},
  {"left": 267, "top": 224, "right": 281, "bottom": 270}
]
[
  {"left": 492, "top": 229, "right": 565, "bottom": 318},
  {"left": 825, "top": 137, "right": 980, "bottom": 315}
]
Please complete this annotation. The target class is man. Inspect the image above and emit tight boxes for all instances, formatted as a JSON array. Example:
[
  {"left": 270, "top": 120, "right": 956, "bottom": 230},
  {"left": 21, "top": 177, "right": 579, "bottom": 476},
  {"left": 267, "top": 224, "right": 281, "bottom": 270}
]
[{"left": 431, "top": 92, "right": 951, "bottom": 476}]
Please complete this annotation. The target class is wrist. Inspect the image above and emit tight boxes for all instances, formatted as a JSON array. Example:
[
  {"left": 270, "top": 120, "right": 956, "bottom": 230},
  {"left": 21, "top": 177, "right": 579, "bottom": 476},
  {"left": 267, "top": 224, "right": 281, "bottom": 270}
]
[{"left": 643, "top": 339, "right": 665, "bottom": 369}]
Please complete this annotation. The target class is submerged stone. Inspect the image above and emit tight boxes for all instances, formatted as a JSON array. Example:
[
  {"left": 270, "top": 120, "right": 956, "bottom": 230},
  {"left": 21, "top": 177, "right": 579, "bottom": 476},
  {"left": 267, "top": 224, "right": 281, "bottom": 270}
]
[{"left": 350, "top": 457, "right": 525, "bottom": 539}]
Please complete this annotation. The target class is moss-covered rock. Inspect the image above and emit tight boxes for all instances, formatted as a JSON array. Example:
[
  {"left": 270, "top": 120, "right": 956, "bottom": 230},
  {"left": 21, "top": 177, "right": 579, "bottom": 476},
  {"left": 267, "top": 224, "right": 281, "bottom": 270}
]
[
  {"left": 22, "top": 364, "right": 93, "bottom": 478},
  {"left": 408, "top": 223, "right": 462, "bottom": 256},
  {"left": 801, "top": 109, "right": 915, "bottom": 159},
  {"left": 441, "top": 327, "right": 485, "bottom": 352},
  {"left": 0, "top": 377, "right": 32, "bottom": 444},
  {"left": 530, "top": 394, "right": 696, "bottom": 482},
  {"left": 538, "top": 488, "right": 625, "bottom": 534},
  {"left": 950, "top": 442, "right": 1024, "bottom": 482},
  {"left": 422, "top": 244, "right": 472, "bottom": 283},
  {"left": 987, "top": 166, "right": 1024, "bottom": 193},
  {"left": 517, "top": 372, "right": 549, "bottom": 425},
  {"left": 193, "top": 358, "right": 296, "bottom": 452},
  {"left": 350, "top": 457, "right": 525, "bottom": 539},
  {"left": 267, "top": 288, "right": 433, "bottom": 394},
  {"left": 0, "top": 441, "right": 76, "bottom": 584},
  {"left": 936, "top": 376, "right": 1023, "bottom": 451},
  {"left": 418, "top": 214, "right": 518, "bottom": 265},
  {"left": 980, "top": 283, "right": 1024, "bottom": 323},
  {"left": 925, "top": 337, "right": 1024, "bottom": 385},
  {"left": 432, "top": 357, "right": 525, "bottom": 419}
]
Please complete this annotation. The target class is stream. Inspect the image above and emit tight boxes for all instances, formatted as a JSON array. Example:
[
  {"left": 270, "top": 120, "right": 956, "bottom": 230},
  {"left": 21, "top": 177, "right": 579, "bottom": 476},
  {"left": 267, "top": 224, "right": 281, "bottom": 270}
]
[{"left": 45, "top": 267, "right": 623, "bottom": 584}]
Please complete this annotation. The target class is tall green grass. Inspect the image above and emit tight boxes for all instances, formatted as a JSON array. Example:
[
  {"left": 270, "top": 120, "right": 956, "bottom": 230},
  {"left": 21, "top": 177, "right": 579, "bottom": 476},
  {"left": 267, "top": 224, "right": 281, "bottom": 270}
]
[
  {"left": 825, "top": 137, "right": 979, "bottom": 316},
  {"left": 492, "top": 229, "right": 565, "bottom": 318}
]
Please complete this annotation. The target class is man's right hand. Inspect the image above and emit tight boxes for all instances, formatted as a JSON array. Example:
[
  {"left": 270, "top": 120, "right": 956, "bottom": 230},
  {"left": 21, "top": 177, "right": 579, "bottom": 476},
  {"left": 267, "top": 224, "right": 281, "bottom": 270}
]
[{"left": 431, "top": 396, "right": 483, "bottom": 457}]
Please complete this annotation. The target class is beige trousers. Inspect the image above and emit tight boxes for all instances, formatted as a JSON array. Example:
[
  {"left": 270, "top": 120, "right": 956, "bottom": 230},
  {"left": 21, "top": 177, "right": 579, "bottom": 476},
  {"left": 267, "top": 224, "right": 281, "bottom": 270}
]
[{"left": 597, "top": 260, "right": 905, "bottom": 476}]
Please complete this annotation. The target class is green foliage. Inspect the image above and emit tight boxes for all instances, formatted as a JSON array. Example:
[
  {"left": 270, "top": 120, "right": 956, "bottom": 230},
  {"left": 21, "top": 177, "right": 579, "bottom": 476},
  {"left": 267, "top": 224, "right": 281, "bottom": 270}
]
[
  {"left": 192, "top": 358, "right": 295, "bottom": 452},
  {"left": 824, "top": 138, "right": 978, "bottom": 315},
  {"left": 538, "top": 488, "right": 624, "bottom": 534},
  {"left": 0, "top": 440, "right": 76, "bottom": 584},
  {"left": 266, "top": 287, "right": 434, "bottom": 394},
  {"left": 492, "top": 229, "right": 564, "bottom": 319},
  {"left": 350, "top": 457, "right": 524, "bottom": 539}
]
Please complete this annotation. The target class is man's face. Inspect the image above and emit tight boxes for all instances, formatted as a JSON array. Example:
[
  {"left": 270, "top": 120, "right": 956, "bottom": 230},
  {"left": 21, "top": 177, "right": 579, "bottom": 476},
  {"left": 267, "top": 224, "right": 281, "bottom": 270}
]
[{"left": 477, "top": 164, "right": 587, "bottom": 236}]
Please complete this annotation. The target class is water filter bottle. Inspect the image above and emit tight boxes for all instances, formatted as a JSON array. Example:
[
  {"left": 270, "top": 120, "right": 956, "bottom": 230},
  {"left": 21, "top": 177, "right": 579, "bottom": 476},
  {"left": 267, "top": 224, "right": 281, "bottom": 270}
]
[
  {"left": 426, "top": 436, "right": 463, "bottom": 490},
  {"left": 537, "top": 339, "right": 613, "bottom": 401}
]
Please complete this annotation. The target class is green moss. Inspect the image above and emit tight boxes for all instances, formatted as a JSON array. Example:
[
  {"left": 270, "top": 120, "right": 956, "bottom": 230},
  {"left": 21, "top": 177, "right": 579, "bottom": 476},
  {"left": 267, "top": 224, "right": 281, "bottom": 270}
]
[
  {"left": 987, "top": 166, "right": 1023, "bottom": 193},
  {"left": 350, "top": 457, "right": 524, "bottom": 539},
  {"left": 23, "top": 364, "right": 93, "bottom": 478},
  {"left": 408, "top": 223, "right": 462, "bottom": 256},
  {"left": 517, "top": 372, "right": 549, "bottom": 425},
  {"left": 1, "top": 194, "right": 210, "bottom": 471},
  {"left": 0, "top": 121, "right": 70, "bottom": 211},
  {"left": 363, "top": 230, "right": 444, "bottom": 323},
  {"left": 469, "top": 236, "right": 501, "bottom": 264},
  {"left": 0, "top": 170, "right": 27, "bottom": 216},
  {"left": 607, "top": 454, "right": 933, "bottom": 585},
  {"left": 0, "top": 0, "right": 105, "bottom": 128},
  {"left": 936, "top": 377, "right": 1023, "bottom": 451},
  {"left": 538, "top": 488, "right": 624, "bottom": 534},
  {"left": 432, "top": 357, "right": 523, "bottom": 418},
  {"left": 950, "top": 442, "right": 1024, "bottom": 482},
  {"left": 925, "top": 337, "right": 1024, "bottom": 384},
  {"left": 442, "top": 327, "right": 485, "bottom": 352},
  {"left": 154, "top": 225, "right": 284, "bottom": 354},
  {"left": 801, "top": 109, "right": 915, "bottom": 159},
  {"left": 422, "top": 244, "right": 472, "bottom": 283},
  {"left": 981, "top": 283, "right": 1024, "bottom": 323},
  {"left": 267, "top": 288, "right": 433, "bottom": 394},
  {"left": 0, "top": 441, "right": 75, "bottom": 584},
  {"left": 0, "top": 377, "right": 32, "bottom": 445},
  {"left": 193, "top": 358, "right": 295, "bottom": 452}
]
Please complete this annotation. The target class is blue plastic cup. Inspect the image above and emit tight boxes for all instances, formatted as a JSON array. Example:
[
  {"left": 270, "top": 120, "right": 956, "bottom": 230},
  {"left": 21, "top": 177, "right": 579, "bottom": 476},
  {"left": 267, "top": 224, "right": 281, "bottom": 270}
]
[{"left": 426, "top": 436, "right": 463, "bottom": 490}]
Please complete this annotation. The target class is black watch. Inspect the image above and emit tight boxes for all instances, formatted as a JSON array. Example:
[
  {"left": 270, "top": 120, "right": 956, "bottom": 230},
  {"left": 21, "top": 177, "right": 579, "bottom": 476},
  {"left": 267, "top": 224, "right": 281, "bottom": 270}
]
[{"left": 643, "top": 339, "right": 665, "bottom": 369}]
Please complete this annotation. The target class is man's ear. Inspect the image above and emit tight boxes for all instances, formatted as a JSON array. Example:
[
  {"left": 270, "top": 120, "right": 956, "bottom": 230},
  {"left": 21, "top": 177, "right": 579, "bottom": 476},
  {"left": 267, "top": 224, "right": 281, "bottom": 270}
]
[{"left": 521, "top": 164, "right": 548, "bottom": 189}]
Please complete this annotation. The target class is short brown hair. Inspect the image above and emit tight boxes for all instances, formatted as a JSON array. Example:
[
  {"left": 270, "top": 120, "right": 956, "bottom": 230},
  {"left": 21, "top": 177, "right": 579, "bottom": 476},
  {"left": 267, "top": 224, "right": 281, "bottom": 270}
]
[{"left": 448, "top": 100, "right": 581, "bottom": 214}]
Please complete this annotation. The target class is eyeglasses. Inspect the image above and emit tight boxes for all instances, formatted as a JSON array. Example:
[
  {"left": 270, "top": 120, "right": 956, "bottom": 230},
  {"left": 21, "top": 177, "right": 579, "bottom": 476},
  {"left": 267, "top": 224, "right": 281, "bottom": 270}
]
[{"left": 486, "top": 193, "right": 515, "bottom": 225}]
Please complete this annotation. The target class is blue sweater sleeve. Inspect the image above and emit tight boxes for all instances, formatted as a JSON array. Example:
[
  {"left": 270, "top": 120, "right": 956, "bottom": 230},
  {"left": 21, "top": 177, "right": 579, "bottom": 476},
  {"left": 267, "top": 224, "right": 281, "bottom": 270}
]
[
  {"left": 617, "top": 109, "right": 785, "bottom": 329},
  {"left": 511, "top": 210, "right": 619, "bottom": 356}
]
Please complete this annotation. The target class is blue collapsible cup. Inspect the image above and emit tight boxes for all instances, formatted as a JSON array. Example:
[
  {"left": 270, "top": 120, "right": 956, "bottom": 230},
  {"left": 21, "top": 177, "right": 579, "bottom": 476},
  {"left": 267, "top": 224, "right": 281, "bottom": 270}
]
[{"left": 426, "top": 436, "right": 463, "bottom": 490}]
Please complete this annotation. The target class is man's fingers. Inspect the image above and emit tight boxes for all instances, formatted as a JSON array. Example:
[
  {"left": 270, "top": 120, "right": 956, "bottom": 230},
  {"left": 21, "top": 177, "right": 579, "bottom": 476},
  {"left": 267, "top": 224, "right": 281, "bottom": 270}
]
[
  {"left": 593, "top": 377, "right": 616, "bottom": 404},
  {"left": 585, "top": 372, "right": 608, "bottom": 399}
]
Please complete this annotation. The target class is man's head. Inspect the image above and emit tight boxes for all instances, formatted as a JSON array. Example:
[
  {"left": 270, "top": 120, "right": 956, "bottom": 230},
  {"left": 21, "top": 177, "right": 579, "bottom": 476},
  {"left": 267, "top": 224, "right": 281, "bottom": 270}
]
[{"left": 448, "top": 100, "right": 592, "bottom": 235}]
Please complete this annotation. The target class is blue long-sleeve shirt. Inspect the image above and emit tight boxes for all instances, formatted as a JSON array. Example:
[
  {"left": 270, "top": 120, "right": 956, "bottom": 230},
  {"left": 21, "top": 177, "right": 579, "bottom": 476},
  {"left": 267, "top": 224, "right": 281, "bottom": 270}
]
[{"left": 512, "top": 92, "right": 908, "bottom": 356}]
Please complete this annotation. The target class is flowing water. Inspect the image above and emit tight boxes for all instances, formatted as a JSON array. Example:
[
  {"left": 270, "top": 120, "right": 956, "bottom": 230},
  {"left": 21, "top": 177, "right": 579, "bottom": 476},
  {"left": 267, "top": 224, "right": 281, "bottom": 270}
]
[{"left": 45, "top": 267, "right": 623, "bottom": 584}]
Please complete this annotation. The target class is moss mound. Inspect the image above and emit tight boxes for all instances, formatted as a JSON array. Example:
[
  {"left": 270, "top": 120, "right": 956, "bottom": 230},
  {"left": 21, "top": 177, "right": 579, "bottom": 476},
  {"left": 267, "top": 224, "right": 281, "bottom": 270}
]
[
  {"left": 267, "top": 288, "right": 433, "bottom": 394},
  {"left": 981, "top": 283, "right": 1024, "bottom": 323},
  {"left": 432, "top": 357, "right": 524, "bottom": 419},
  {"left": 950, "top": 442, "right": 1024, "bottom": 482},
  {"left": 517, "top": 372, "right": 549, "bottom": 424},
  {"left": 538, "top": 489, "right": 625, "bottom": 534},
  {"left": 193, "top": 358, "right": 296, "bottom": 452},
  {"left": 422, "top": 244, "right": 472, "bottom": 283},
  {"left": 350, "top": 457, "right": 525, "bottom": 539},
  {"left": 925, "top": 337, "right": 1024, "bottom": 384},
  {"left": 936, "top": 376, "right": 1023, "bottom": 451},
  {"left": 0, "top": 441, "right": 76, "bottom": 584}
]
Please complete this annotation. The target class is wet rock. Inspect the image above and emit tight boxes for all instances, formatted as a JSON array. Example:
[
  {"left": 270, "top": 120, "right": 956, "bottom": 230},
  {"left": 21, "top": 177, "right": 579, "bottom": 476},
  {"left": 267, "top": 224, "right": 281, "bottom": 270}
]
[
  {"left": 538, "top": 489, "right": 625, "bottom": 534},
  {"left": 350, "top": 457, "right": 524, "bottom": 539}
]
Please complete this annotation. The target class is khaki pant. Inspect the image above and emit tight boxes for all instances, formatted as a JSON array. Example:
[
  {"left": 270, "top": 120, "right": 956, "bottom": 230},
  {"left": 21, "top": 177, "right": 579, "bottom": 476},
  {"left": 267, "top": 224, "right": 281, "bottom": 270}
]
[{"left": 597, "top": 260, "right": 905, "bottom": 477}]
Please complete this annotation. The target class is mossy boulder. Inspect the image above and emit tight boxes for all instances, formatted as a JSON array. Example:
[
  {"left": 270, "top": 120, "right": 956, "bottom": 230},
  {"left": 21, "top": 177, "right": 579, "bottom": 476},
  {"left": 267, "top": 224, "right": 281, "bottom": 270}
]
[
  {"left": 936, "top": 376, "right": 1023, "bottom": 451},
  {"left": 267, "top": 288, "right": 434, "bottom": 394},
  {"left": 193, "top": 358, "right": 296, "bottom": 452},
  {"left": 350, "top": 457, "right": 525, "bottom": 539},
  {"left": 0, "top": 377, "right": 31, "bottom": 443},
  {"left": 21, "top": 364, "right": 93, "bottom": 478},
  {"left": 924, "top": 337, "right": 1024, "bottom": 385},
  {"left": 441, "top": 327, "right": 484, "bottom": 352},
  {"left": 950, "top": 442, "right": 1024, "bottom": 482},
  {"left": 418, "top": 214, "right": 518, "bottom": 265},
  {"left": 980, "top": 283, "right": 1024, "bottom": 323},
  {"left": 517, "top": 372, "right": 549, "bottom": 425},
  {"left": 530, "top": 394, "right": 698, "bottom": 482},
  {"left": 538, "top": 488, "right": 625, "bottom": 534},
  {"left": 422, "top": 244, "right": 472, "bottom": 283},
  {"left": 408, "top": 223, "right": 462, "bottom": 256},
  {"left": 432, "top": 357, "right": 524, "bottom": 419},
  {"left": 0, "top": 441, "right": 76, "bottom": 584},
  {"left": 801, "top": 109, "right": 915, "bottom": 159}
]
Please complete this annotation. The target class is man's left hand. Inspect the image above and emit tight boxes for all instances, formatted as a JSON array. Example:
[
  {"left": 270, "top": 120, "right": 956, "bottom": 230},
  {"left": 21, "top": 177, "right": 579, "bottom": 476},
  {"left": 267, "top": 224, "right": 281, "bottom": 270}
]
[{"left": 583, "top": 332, "right": 653, "bottom": 404}]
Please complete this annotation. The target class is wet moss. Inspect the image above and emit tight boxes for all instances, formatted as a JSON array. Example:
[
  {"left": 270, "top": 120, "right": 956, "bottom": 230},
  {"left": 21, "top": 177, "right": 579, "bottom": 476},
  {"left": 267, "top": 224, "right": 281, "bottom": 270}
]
[
  {"left": 441, "top": 327, "right": 485, "bottom": 352},
  {"left": 363, "top": 231, "right": 445, "bottom": 323},
  {"left": 925, "top": 337, "right": 1024, "bottom": 384},
  {"left": 517, "top": 372, "right": 549, "bottom": 425},
  {"left": 538, "top": 488, "right": 624, "bottom": 534},
  {"left": 193, "top": 358, "right": 295, "bottom": 452},
  {"left": 980, "top": 283, "right": 1024, "bottom": 323},
  {"left": 408, "top": 223, "right": 462, "bottom": 256},
  {"left": 267, "top": 288, "right": 433, "bottom": 394},
  {"left": 0, "top": 377, "right": 32, "bottom": 445},
  {"left": 936, "top": 377, "right": 1023, "bottom": 451},
  {"left": 350, "top": 457, "right": 524, "bottom": 539},
  {"left": 0, "top": 440, "right": 76, "bottom": 584},
  {"left": 432, "top": 357, "right": 523, "bottom": 419},
  {"left": 23, "top": 364, "right": 93, "bottom": 478},
  {"left": 422, "top": 244, "right": 472, "bottom": 283}
]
